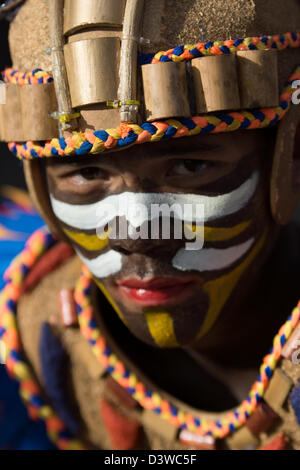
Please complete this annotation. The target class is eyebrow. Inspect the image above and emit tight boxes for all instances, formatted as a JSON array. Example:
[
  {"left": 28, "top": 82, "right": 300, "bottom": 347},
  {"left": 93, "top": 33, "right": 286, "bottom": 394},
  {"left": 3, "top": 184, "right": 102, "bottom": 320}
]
[
  {"left": 158, "top": 144, "right": 222, "bottom": 159},
  {"left": 47, "top": 155, "right": 104, "bottom": 167}
]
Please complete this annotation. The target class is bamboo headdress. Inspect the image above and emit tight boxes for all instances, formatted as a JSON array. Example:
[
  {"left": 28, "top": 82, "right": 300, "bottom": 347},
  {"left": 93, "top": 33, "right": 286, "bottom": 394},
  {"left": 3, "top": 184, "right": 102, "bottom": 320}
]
[{"left": 2, "top": 0, "right": 300, "bottom": 229}]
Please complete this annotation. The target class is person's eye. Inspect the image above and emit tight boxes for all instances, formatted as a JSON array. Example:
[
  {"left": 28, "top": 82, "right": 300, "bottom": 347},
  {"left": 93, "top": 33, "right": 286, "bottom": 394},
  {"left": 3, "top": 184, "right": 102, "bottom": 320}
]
[
  {"left": 69, "top": 167, "right": 108, "bottom": 182},
  {"left": 170, "top": 159, "right": 211, "bottom": 176}
]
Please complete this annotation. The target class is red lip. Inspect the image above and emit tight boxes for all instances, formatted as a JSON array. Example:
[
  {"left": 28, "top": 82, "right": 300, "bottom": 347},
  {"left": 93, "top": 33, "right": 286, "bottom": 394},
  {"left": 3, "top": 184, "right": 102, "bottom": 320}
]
[{"left": 116, "top": 276, "right": 199, "bottom": 307}]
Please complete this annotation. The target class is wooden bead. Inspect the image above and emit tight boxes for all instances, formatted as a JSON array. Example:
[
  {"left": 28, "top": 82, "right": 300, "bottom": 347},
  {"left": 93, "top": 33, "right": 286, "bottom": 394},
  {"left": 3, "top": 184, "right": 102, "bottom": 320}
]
[
  {"left": 64, "top": 37, "right": 120, "bottom": 107},
  {"left": 0, "top": 83, "right": 58, "bottom": 142},
  {"left": 237, "top": 50, "right": 279, "bottom": 109},
  {"left": 64, "top": 0, "right": 126, "bottom": 35},
  {"left": 59, "top": 289, "right": 78, "bottom": 327},
  {"left": 20, "top": 84, "right": 58, "bottom": 141},
  {"left": 246, "top": 402, "right": 279, "bottom": 436},
  {"left": 264, "top": 369, "right": 293, "bottom": 413},
  {"left": 142, "top": 62, "right": 191, "bottom": 121},
  {"left": 0, "top": 84, "right": 23, "bottom": 142},
  {"left": 192, "top": 54, "right": 240, "bottom": 113}
]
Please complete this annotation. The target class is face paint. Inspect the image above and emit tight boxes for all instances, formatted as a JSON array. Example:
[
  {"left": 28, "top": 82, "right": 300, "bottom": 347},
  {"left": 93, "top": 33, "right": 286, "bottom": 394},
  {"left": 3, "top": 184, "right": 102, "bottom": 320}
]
[
  {"left": 172, "top": 238, "right": 255, "bottom": 273},
  {"left": 64, "top": 228, "right": 111, "bottom": 251},
  {"left": 96, "top": 280, "right": 126, "bottom": 324},
  {"left": 196, "top": 230, "right": 268, "bottom": 340},
  {"left": 49, "top": 171, "right": 259, "bottom": 230},
  {"left": 144, "top": 308, "right": 179, "bottom": 348},
  {"left": 49, "top": 170, "right": 262, "bottom": 347},
  {"left": 76, "top": 249, "right": 122, "bottom": 278},
  {"left": 50, "top": 171, "right": 259, "bottom": 277},
  {"left": 189, "top": 220, "right": 252, "bottom": 243}
]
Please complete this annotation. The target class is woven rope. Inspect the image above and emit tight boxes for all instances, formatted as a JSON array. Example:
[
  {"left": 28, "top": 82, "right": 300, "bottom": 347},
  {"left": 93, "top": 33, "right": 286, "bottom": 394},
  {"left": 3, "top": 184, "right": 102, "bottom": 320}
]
[
  {"left": 74, "top": 264, "right": 300, "bottom": 440},
  {"left": 140, "top": 32, "right": 300, "bottom": 64},
  {"left": 0, "top": 228, "right": 298, "bottom": 446},
  {"left": 2, "top": 31, "right": 300, "bottom": 161},
  {"left": 2, "top": 68, "right": 53, "bottom": 85},
  {"left": 6, "top": 66, "right": 300, "bottom": 160},
  {"left": 0, "top": 227, "right": 84, "bottom": 450}
]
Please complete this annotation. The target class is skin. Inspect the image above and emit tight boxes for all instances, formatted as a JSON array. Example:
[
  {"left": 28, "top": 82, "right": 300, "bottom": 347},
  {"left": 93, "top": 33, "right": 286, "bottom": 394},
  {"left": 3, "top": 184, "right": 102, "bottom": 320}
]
[
  {"left": 45, "top": 127, "right": 300, "bottom": 407},
  {"left": 46, "top": 128, "right": 287, "bottom": 355}
]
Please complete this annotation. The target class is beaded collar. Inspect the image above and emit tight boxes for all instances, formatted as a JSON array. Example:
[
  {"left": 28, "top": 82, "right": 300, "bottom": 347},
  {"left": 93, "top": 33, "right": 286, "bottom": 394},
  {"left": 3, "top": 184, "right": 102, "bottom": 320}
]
[{"left": 0, "top": 227, "right": 299, "bottom": 449}]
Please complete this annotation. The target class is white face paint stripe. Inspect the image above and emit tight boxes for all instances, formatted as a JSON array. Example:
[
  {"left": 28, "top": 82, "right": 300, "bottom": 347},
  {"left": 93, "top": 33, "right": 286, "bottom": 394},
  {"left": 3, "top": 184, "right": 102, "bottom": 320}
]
[
  {"left": 172, "top": 238, "right": 255, "bottom": 273},
  {"left": 76, "top": 238, "right": 254, "bottom": 279},
  {"left": 50, "top": 172, "right": 259, "bottom": 231},
  {"left": 75, "top": 249, "right": 123, "bottom": 278}
]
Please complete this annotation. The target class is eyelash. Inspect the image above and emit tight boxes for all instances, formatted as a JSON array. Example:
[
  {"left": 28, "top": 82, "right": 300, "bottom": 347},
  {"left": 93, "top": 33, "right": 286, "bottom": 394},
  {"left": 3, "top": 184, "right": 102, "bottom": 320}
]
[
  {"left": 168, "top": 159, "right": 212, "bottom": 176},
  {"left": 65, "top": 159, "right": 213, "bottom": 183},
  {"left": 69, "top": 167, "right": 108, "bottom": 181}
]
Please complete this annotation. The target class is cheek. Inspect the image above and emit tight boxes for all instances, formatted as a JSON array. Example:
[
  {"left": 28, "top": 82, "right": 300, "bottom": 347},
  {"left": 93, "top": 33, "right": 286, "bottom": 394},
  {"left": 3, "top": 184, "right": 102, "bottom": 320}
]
[{"left": 172, "top": 170, "right": 262, "bottom": 273}]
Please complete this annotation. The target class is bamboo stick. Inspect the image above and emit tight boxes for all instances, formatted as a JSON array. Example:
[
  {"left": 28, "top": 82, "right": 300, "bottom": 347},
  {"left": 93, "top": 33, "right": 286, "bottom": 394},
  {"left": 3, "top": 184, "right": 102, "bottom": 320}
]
[
  {"left": 118, "top": 0, "right": 144, "bottom": 123},
  {"left": 64, "top": 0, "right": 125, "bottom": 35},
  {"left": 49, "top": 0, "right": 77, "bottom": 135},
  {"left": 192, "top": 55, "right": 240, "bottom": 113},
  {"left": 237, "top": 50, "right": 279, "bottom": 109},
  {"left": 64, "top": 37, "right": 120, "bottom": 107},
  {"left": 142, "top": 62, "right": 191, "bottom": 121}
]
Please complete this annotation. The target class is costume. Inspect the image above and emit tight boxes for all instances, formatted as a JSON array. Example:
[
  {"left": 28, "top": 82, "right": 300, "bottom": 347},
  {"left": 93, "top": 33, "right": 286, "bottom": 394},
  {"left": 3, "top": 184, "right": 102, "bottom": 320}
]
[
  {"left": 0, "top": 188, "right": 54, "bottom": 449},
  {"left": 1, "top": 0, "right": 300, "bottom": 450}
]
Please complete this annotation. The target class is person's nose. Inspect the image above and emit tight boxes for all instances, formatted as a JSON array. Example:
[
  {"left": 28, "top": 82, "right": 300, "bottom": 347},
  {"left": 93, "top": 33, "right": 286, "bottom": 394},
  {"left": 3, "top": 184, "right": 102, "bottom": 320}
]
[
  {"left": 107, "top": 221, "right": 183, "bottom": 257},
  {"left": 121, "top": 172, "right": 140, "bottom": 191}
]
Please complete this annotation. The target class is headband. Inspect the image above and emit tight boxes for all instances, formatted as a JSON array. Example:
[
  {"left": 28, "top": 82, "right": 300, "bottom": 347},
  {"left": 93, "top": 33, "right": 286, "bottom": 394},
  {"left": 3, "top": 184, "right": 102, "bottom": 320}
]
[{"left": 1, "top": 31, "right": 300, "bottom": 160}]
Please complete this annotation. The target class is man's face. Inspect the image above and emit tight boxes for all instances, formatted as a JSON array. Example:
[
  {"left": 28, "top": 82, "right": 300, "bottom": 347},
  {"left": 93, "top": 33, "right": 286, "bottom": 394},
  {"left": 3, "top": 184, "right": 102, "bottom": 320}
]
[{"left": 46, "top": 130, "right": 276, "bottom": 349}]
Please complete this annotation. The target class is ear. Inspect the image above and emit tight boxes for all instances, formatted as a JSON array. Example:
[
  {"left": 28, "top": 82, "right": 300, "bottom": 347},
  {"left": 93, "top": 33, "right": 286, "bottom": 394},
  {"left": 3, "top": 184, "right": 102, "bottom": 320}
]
[{"left": 270, "top": 104, "right": 300, "bottom": 225}]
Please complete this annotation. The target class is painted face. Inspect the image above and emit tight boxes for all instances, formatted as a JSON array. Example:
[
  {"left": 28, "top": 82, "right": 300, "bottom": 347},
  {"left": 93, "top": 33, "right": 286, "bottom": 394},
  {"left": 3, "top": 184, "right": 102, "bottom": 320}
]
[{"left": 46, "top": 130, "right": 276, "bottom": 349}]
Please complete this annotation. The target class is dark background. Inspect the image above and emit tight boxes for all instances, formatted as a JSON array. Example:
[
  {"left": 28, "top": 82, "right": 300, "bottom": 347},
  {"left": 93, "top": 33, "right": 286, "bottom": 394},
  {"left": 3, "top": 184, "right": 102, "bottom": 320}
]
[{"left": 0, "top": 19, "right": 26, "bottom": 189}]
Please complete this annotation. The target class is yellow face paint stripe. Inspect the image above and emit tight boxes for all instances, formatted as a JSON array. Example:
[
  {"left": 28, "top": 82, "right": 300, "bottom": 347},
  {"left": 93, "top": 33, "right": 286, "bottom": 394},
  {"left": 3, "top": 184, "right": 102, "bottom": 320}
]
[
  {"left": 144, "top": 308, "right": 179, "bottom": 348},
  {"left": 66, "top": 220, "right": 251, "bottom": 251},
  {"left": 64, "top": 229, "right": 110, "bottom": 251},
  {"left": 186, "top": 220, "right": 252, "bottom": 243},
  {"left": 94, "top": 279, "right": 126, "bottom": 324},
  {"left": 196, "top": 230, "right": 267, "bottom": 340}
]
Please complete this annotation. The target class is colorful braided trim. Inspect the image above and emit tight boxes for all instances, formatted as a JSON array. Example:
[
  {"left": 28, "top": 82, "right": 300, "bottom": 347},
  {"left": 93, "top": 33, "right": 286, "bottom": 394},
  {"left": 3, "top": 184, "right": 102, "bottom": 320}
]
[
  {"left": 74, "top": 265, "right": 300, "bottom": 440},
  {"left": 140, "top": 31, "right": 300, "bottom": 64},
  {"left": 2, "top": 68, "right": 53, "bottom": 85},
  {"left": 1, "top": 227, "right": 299, "bottom": 447},
  {"left": 0, "top": 228, "right": 84, "bottom": 450},
  {"left": 7, "top": 66, "right": 300, "bottom": 160}
]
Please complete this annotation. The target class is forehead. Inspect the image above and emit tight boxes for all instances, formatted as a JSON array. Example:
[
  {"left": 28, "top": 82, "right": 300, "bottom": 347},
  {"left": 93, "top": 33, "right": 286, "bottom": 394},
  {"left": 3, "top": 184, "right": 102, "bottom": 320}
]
[{"left": 46, "top": 129, "right": 273, "bottom": 169}]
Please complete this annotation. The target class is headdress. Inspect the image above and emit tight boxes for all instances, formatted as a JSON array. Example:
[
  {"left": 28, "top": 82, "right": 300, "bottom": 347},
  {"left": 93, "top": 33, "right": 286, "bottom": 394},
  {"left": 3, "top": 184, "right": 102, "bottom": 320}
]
[{"left": 1, "top": 0, "right": 300, "bottom": 229}]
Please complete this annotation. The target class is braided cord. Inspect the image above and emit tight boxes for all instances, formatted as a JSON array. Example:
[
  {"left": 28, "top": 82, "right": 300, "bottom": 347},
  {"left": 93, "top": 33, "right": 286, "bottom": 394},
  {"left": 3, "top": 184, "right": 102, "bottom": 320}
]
[
  {"left": 74, "top": 264, "right": 300, "bottom": 440},
  {"left": 0, "top": 228, "right": 300, "bottom": 444},
  {"left": 0, "top": 228, "right": 84, "bottom": 450},
  {"left": 141, "top": 32, "right": 300, "bottom": 64},
  {"left": 7, "top": 65, "right": 300, "bottom": 161},
  {"left": 2, "top": 68, "right": 53, "bottom": 85}
]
